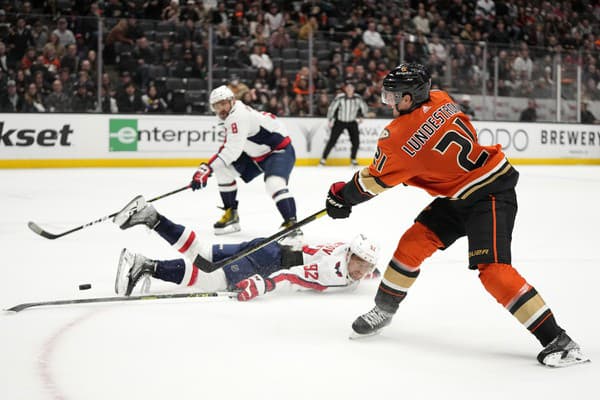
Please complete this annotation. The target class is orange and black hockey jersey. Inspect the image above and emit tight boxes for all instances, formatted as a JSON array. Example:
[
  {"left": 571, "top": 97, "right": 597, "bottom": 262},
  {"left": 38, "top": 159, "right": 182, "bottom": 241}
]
[{"left": 343, "top": 90, "right": 518, "bottom": 204}]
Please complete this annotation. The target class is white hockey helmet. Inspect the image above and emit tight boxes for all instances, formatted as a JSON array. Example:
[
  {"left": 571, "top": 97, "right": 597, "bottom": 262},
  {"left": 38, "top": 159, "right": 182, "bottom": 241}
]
[
  {"left": 209, "top": 85, "right": 235, "bottom": 112},
  {"left": 349, "top": 234, "right": 379, "bottom": 267}
]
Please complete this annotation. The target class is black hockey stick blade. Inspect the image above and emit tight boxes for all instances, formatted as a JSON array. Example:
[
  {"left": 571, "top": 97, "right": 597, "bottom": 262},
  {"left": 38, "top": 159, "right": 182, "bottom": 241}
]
[
  {"left": 204, "top": 208, "right": 328, "bottom": 272},
  {"left": 28, "top": 185, "right": 190, "bottom": 240},
  {"left": 5, "top": 290, "right": 237, "bottom": 313}
]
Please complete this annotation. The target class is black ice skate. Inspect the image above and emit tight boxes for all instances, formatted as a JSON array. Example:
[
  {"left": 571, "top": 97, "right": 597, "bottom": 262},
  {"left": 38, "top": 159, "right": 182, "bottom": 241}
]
[
  {"left": 115, "top": 248, "right": 157, "bottom": 296},
  {"left": 113, "top": 195, "right": 159, "bottom": 230},
  {"left": 278, "top": 218, "right": 304, "bottom": 250},
  {"left": 537, "top": 331, "right": 590, "bottom": 368},
  {"left": 214, "top": 207, "right": 240, "bottom": 235},
  {"left": 350, "top": 305, "right": 394, "bottom": 339}
]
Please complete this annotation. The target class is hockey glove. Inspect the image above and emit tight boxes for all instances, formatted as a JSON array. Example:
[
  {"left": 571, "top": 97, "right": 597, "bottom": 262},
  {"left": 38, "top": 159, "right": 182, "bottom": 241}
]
[
  {"left": 190, "top": 163, "right": 213, "bottom": 190},
  {"left": 326, "top": 181, "right": 352, "bottom": 219},
  {"left": 235, "top": 274, "right": 275, "bottom": 301}
]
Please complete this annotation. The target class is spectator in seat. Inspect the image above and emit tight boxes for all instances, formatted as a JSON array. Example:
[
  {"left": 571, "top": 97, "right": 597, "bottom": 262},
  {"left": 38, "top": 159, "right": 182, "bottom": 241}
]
[
  {"left": 459, "top": 94, "right": 476, "bottom": 120},
  {"left": 191, "top": 53, "right": 207, "bottom": 79},
  {"left": 45, "top": 79, "right": 71, "bottom": 112},
  {"left": 142, "top": 84, "right": 168, "bottom": 113},
  {"left": 71, "top": 83, "right": 96, "bottom": 112},
  {"left": 173, "top": 48, "right": 195, "bottom": 78},
  {"left": 31, "top": 20, "right": 49, "bottom": 50},
  {"left": 0, "top": 79, "right": 23, "bottom": 112},
  {"left": 227, "top": 77, "right": 250, "bottom": 101},
  {"left": 42, "top": 43, "right": 61, "bottom": 74},
  {"left": 6, "top": 17, "right": 33, "bottom": 68},
  {"left": 265, "top": 4, "right": 284, "bottom": 31},
  {"left": 229, "top": 40, "right": 252, "bottom": 68},
  {"left": 519, "top": 98, "right": 537, "bottom": 122},
  {"left": 133, "top": 36, "right": 156, "bottom": 87},
  {"left": 412, "top": 5, "right": 431, "bottom": 35},
  {"left": 105, "top": 18, "right": 134, "bottom": 64},
  {"left": 581, "top": 101, "right": 598, "bottom": 124},
  {"left": 269, "top": 26, "right": 290, "bottom": 51},
  {"left": 60, "top": 43, "right": 79, "bottom": 74},
  {"left": 100, "top": 86, "right": 119, "bottom": 113},
  {"left": 117, "top": 82, "right": 145, "bottom": 113},
  {"left": 52, "top": 17, "right": 76, "bottom": 47},
  {"left": 249, "top": 44, "right": 273, "bottom": 73},
  {"left": 289, "top": 93, "right": 309, "bottom": 116},
  {"left": 298, "top": 16, "right": 318, "bottom": 41},
  {"left": 47, "top": 32, "right": 66, "bottom": 58},
  {"left": 215, "top": 22, "right": 234, "bottom": 46},
  {"left": 19, "top": 46, "right": 37, "bottom": 72},
  {"left": 156, "top": 37, "right": 176, "bottom": 68},
  {"left": 22, "top": 83, "right": 45, "bottom": 112}
]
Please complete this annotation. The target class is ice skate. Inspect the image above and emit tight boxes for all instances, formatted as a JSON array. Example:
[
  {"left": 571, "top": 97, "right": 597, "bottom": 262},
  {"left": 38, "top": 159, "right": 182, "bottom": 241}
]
[
  {"left": 350, "top": 305, "right": 394, "bottom": 339},
  {"left": 113, "top": 195, "right": 159, "bottom": 230},
  {"left": 278, "top": 218, "right": 304, "bottom": 250},
  {"left": 214, "top": 207, "right": 241, "bottom": 235},
  {"left": 115, "top": 248, "right": 157, "bottom": 296},
  {"left": 537, "top": 331, "right": 590, "bottom": 368},
  {"left": 351, "top": 159, "right": 359, "bottom": 167}
]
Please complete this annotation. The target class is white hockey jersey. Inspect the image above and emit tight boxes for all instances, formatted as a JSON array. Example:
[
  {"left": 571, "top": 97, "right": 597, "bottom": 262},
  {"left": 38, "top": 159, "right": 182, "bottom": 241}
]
[
  {"left": 216, "top": 101, "right": 291, "bottom": 165},
  {"left": 269, "top": 242, "right": 361, "bottom": 293}
]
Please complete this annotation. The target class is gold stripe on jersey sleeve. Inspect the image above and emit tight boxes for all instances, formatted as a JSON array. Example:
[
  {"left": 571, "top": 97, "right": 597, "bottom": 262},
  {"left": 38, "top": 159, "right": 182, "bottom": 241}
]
[
  {"left": 513, "top": 294, "right": 546, "bottom": 325},
  {"left": 357, "top": 168, "right": 389, "bottom": 196}
]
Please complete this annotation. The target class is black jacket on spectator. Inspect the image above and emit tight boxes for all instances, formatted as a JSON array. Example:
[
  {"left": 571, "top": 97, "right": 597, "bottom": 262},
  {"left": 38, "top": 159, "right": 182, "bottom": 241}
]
[
  {"left": 520, "top": 107, "right": 537, "bottom": 122},
  {"left": 0, "top": 92, "right": 22, "bottom": 112},
  {"left": 7, "top": 27, "right": 33, "bottom": 65},
  {"left": 117, "top": 91, "right": 144, "bottom": 113},
  {"left": 71, "top": 92, "right": 96, "bottom": 112},
  {"left": 45, "top": 92, "right": 72, "bottom": 112}
]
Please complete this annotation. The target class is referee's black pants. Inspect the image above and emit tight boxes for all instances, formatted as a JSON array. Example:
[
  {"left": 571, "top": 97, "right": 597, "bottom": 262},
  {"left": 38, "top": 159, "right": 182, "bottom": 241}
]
[{"left": 321, "top": 120, "right": 360, "bottom": 160}]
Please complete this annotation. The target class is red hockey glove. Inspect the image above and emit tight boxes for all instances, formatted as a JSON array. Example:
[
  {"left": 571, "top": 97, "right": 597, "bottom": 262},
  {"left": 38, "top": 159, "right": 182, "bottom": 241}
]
[
  {"left": 190, "top": 163, "right": 213, "bottom": 190},
  {"left": 326, "top": 181, "right": 352, "bottom": 219},
  {"left": 235, "top": 274, "right": 275, "bottom": 301}
]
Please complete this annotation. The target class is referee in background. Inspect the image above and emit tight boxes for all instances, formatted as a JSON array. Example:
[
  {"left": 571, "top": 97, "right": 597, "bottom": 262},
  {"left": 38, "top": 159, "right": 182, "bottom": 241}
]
[{"left": 320, "top": 81, "right": 369, "bottom": 166}]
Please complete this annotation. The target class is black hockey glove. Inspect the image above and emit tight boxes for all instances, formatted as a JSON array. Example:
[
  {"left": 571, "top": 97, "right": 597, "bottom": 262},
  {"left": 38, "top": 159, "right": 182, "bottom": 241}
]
[
  {"left": 190, "top": 163, "right": 213, "bottom": 190},
  {"left": 326, "top": 181, "right": 352, "bottom": 219}
]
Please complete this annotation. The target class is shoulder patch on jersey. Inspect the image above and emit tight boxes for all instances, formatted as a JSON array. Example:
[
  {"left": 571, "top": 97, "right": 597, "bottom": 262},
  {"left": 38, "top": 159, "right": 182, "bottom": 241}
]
[
  {"left": 422, "top": 105, "right": 431, "bottom": 113},
  {"left": 379, "top": 128, "right": 390, "bottom": 140}
]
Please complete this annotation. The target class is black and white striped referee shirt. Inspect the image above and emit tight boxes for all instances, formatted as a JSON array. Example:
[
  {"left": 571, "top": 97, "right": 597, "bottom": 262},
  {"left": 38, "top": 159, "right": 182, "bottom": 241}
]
[{"left": 327, "top": 93, "right": 369, "bottom": 123}]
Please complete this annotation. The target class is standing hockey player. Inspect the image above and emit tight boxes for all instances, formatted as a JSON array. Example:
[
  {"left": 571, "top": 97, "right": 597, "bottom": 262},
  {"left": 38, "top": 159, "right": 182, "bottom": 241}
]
[
  {"left": 113, "top": 195, "right": 380, "bottom": 301},
  {"left": 324, "top": 63, "right": 589, "bottom": 367},
  {"left": 190, "top": 85, "right": 299, "bottom": 236}
]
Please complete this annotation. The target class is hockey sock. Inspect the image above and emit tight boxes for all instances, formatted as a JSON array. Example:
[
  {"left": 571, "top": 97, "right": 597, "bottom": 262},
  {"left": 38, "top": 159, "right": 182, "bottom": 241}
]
[
  {"left": 478, "top": 263, "right": 562, "bottom": 346},
  {"left": 266, "top": 176, "right": 296, "bottom": 221},
  {"left": 154, "top": 214, "right": 185, "bottom": 245},
  {"left": 154, "top": 259, "right": 186, "bottom": 284},
  {"left": 376, "top": 222, "right": 443, "bottom": 313},
  {"left": 276, "top": 197, "right": 297, "bottom": 221},
  {"left": 218, "top": 185, "right": 238, "bottom": 209}
]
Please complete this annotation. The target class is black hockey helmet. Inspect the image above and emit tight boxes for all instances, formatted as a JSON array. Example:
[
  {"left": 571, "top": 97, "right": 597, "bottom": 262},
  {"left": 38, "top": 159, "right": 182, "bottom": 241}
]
[{"left": 381, "top": 63, "right": 431, "bottom": 107}]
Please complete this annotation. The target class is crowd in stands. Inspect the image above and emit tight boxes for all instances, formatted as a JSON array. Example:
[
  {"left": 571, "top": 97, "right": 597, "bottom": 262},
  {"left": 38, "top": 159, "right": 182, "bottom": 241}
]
[{"left": 0, "top": 0, "right": 598, "bottom": 118}]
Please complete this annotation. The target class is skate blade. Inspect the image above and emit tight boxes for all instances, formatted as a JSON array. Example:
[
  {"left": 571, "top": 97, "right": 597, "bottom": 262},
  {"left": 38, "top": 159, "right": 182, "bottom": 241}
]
[
  {"left": 349, "top": 329, "right": 382, "bottom": 340},
  {"left": 214, "top": 223, "right": 241, "bottom": 235},
  {"left": 542, "top": 352, "right": 591, "bottom": 368},
  {"left": 115, "top": 248, "right": 134, "bottom": 295}
]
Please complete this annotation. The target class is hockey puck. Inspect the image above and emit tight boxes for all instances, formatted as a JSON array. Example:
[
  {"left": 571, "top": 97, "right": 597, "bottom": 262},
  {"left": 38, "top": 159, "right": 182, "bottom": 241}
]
[{"left": 78, "top": 283, "right": 92, "bottom": 290}]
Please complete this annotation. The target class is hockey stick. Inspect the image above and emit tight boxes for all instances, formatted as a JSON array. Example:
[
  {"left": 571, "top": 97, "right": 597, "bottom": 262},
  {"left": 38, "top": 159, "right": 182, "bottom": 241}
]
[
  {"left": 199, "top": 209, "right": 328, "bottom": 272},
  {"left": 4, "top": 290, "right": 237, "bottom": 313},
  {"left": 28, "top": 185, "right": 191, "bottom": 240}
]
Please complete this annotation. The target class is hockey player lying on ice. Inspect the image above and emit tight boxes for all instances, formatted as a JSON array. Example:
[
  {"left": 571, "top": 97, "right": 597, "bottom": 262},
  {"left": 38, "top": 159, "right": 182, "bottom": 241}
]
[{"left": 112, "top": 195, "right": 380, "bottom": 302}]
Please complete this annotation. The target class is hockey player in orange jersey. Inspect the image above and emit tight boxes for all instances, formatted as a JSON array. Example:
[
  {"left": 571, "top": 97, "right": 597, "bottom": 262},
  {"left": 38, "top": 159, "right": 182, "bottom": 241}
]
[{"left": 324, "top": 63, "right": 589, "bottom": 368}]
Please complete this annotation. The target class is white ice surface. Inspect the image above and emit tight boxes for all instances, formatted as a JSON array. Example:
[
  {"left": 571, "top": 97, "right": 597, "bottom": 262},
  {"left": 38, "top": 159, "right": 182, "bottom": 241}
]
[{"left": 0, "top": 165, "right": 598, "bottom": 400}]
